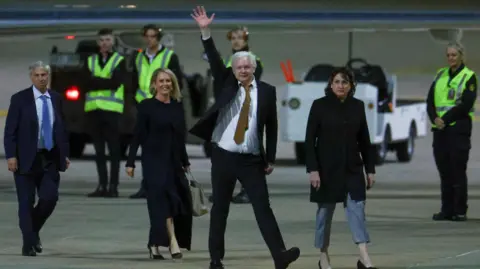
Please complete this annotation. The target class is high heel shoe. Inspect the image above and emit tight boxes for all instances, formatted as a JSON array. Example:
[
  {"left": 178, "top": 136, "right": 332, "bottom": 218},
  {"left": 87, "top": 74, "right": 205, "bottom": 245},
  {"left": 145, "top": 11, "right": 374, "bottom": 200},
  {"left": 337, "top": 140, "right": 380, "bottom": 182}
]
[
  {"left": 318, "top": 260, "right": 332, "bottom": 269},
  {"left": 357, "top": 260, "right": 377, "bottom": 269},
  {"left": 169, "top": 247, "right": 183, "bottom": 260},
  {"left": 148, "top": 246, "right": 165, "bottom": 260}
]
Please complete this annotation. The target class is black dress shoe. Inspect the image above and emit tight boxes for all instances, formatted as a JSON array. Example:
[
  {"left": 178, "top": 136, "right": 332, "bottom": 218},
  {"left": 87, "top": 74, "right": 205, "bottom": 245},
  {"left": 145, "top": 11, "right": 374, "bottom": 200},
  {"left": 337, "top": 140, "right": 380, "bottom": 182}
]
[
  {"left": 106, "top": 185, "right": 119, "bottom": 198},
  {"left": 129, "top": 189, "right": 147, "bottom": 199},
  {"left": 432, "top": 212, "right": 453, "bottom": 221},
  {"left": 22, "top": 246, "right": 36, "bottom": 256},
  {"left": 209, "top": 260, "right": 224, "bottom": 269},
  {"left": 452, "top": 214, "right": 467, "bottom": 221},
  {"left": 275, "top": 247, "right": 300, "bottom": 269},
  {"left": 231, "top": 189, "right": 250, "bottom": 204},
  {"left": 357, "top": 260, "right": 377, "bottom": 269},
  {"left": 87, "top": 186, "right": 107, "bottom": 197},
  {"left": 33, "top": 240, "right": 42, "bottom": 253}
]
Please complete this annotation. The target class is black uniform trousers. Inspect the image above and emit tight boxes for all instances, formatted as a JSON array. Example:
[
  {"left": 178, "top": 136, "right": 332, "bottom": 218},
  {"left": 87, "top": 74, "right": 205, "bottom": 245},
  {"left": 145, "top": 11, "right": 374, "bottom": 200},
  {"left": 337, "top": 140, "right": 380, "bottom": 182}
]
[
  {"left": 87, "top": 110, "right": 121, "bottom": 187},
  {"left": 14, "top": 150, "right": 60, "bottom": 247},
  {"left": 433, "top": 130, "right": 470, "bottom": 215},
  {"left": 209, "top": 144, "right": 286, "bottom": 261}
]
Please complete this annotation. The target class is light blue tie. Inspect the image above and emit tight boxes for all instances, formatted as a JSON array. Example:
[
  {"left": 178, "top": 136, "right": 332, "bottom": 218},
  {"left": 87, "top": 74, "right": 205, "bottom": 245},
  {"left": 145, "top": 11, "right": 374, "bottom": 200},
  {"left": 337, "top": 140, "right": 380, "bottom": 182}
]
[{"left": 40, "top": 95, "right": 53, "bottom": 150}]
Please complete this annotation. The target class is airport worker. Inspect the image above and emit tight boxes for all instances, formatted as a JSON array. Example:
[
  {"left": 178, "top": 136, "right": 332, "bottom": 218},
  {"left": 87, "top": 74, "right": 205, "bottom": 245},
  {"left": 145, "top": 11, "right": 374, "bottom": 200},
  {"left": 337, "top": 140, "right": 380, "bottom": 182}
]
[
  {"left": 85, "top": 28, "right": 127, "bottom": 198},
  {"left": 206, "top": 26, "right": 264, "bottom": 204},
  {"left": 427, "top": 42, "right": 477, "bottom": 222},
  {"left": 4, "top": 61, "right": 70, "bottom": 256},
  {"left": 190, "top": 6, "right": 300, "bottom": 269},
  {"left": 129, "top": 24, "right": 185, "bottom": 199}
]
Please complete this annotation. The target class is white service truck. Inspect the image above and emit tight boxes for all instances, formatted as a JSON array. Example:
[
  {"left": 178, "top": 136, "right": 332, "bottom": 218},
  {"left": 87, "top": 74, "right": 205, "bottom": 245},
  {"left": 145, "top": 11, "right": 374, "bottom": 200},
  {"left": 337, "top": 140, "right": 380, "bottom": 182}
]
[{"left": 280, "top": 58, "right": 428, "bottom": 165}]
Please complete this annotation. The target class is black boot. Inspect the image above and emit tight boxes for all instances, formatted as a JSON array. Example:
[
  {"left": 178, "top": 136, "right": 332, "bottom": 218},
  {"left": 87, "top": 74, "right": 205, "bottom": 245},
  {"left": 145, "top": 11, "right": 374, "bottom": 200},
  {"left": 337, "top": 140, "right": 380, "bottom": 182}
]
[
  {"left": 432, "top": 211, "right": 453, "bottom": 221},
  {"left": 129, "top": 188, "right": 146, "bottom": 199},
  {"left": 106, "top": 184, "right": 119, "bottom": 198},
  {"left": 87, "top": 185, "right": 107, "bottom": 197}
]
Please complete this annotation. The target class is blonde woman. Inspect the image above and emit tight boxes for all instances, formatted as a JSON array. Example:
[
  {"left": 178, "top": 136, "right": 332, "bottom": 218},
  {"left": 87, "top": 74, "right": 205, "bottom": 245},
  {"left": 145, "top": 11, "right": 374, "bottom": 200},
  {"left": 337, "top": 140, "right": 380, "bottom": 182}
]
[{"left": 126, "top": 68, "right": 193, "bottom": 260}]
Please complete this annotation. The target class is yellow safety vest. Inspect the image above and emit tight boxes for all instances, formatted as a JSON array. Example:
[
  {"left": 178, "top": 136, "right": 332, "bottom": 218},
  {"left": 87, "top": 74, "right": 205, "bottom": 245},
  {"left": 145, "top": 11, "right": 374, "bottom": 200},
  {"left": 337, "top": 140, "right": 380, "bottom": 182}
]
[
  {"left": 85, "top": 53, "right": 125, "bottom": 113},
  {"left": 432, "top": 66, "right": 476, "bottom": 128},
  {"left": 135, "top": 49, "right": 174, "bottom": 103},
  {"left": 224, "top": 52, "right": 263, "bottom": 68}
]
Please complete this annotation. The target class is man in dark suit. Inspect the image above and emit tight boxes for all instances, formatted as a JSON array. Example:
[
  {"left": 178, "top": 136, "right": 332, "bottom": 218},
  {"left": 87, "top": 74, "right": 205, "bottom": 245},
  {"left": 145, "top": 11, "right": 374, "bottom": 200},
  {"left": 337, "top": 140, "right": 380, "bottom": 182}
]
[
  {"left": 190, "top": 7, "right": 300, "bottom": 269},
  {"left": 4, "top": 61, "right": 70, "bottom": 256}
]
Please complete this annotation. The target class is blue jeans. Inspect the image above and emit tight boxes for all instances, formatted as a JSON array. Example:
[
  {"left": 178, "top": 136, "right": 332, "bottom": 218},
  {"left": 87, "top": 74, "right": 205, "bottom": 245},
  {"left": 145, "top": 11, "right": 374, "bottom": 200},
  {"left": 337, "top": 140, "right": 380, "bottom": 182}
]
[{"left": 314, "top": 194, "right": 370, "bottom": 249}]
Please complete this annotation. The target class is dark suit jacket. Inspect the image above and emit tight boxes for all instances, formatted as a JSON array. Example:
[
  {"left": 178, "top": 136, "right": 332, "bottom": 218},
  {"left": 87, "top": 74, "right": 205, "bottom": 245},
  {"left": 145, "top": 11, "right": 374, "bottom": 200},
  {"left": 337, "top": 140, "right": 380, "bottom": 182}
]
[
  {"left": 189, "top": 36, "right": 278, "bottom": 165},
  {"left": 4, "top": 87, "right": 69, "bottom": 174},
  {"left": 305, "top": 94, "right": 376, "bottom": 203}
]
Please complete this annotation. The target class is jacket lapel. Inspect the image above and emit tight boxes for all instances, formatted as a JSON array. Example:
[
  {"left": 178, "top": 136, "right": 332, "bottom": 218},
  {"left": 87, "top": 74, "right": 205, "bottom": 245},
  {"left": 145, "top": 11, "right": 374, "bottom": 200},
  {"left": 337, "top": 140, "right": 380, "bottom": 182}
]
[
  {"left": 256, "top": 82, "right": 265, "bottom": 129},
  {"left": 49, "top": 90, "right": 59, "bottom": 126},
  {"left": 27, "top": 87, "right": 39, "bottom": 131}
]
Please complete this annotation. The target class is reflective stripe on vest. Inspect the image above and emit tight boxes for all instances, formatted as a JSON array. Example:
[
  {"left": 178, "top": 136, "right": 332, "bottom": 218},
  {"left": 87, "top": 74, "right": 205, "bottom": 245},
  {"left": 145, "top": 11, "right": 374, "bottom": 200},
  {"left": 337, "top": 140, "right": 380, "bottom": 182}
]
[
  {"left": 224, "top": 52, "right": 262, "bottom": 68},
  {"left": 432, "top": 67, "right": 475, "bottom": 128},
  {"left": 135, "top": 49, "right": 174, "bottom": 102},
  {"left": 85, "top": 53, "right": 125, "bottom": 113}
]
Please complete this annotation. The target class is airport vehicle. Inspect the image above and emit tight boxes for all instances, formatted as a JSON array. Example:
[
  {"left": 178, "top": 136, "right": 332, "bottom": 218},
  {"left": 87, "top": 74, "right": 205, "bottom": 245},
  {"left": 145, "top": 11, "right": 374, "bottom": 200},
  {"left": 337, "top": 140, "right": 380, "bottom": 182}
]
[
  {"left": 49, "top": 31, "right": 213, "bottom": 158},
  {"left": 280, "top": 58, "right": 427, "bottom": 165}
]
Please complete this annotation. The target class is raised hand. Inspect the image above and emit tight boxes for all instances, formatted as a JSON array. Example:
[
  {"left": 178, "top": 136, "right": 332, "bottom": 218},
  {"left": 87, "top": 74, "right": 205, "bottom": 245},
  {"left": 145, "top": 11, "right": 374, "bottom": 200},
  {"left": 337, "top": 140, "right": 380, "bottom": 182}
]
[{"left": 191, "top": 6, "right": 215, "bottom": 29}]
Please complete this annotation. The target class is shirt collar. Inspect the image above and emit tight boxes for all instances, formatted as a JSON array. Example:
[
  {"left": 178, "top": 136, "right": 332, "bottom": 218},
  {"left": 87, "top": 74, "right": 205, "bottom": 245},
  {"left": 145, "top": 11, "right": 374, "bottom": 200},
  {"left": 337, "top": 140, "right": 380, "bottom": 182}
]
[
  {"left": 146, "top": 44, "right": 163, "bottom": 57},
  {"left": 238, "top": 78, "right": 257, "bottom": 91},
  {"left": 32, "top": 85, "right": 51, "bottom": 99}
]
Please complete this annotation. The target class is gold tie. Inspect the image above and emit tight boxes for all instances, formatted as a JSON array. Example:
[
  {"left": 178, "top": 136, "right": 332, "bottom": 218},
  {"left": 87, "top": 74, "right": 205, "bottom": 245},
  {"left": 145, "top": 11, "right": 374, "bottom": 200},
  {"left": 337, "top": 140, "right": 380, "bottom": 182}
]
[{"left": 234, "top": 84, "right": 251, "bottom": 144}]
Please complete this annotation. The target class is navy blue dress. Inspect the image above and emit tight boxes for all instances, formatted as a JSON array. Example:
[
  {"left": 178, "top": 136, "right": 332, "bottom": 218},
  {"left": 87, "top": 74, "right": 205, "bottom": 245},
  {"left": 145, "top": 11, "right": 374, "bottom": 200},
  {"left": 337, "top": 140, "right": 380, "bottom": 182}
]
[{"left": 127, "top": 98, "right": 192, "bottom": 248}]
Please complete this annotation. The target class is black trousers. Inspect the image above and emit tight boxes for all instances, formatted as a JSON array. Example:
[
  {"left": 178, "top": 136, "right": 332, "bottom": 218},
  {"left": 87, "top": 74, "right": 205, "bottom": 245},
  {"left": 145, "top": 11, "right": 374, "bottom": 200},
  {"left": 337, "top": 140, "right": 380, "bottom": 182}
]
[
  {"left": 87, "top": 110, "right": 121, "bottom": 187},
  {"left": 15, "top": 150, "right": 60, "bottom": 247},
  {"left": 209, "top": 145, "right": 286, "bottom": 261},
  {"left": 433, "top": 131, "right": 470, "bottom": 215}
]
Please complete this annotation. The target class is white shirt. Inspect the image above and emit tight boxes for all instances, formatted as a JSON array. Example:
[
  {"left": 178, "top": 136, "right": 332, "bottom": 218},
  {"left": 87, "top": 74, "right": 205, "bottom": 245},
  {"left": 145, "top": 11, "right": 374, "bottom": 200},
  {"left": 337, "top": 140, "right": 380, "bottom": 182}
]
[
  {"left": 33, "top": 86, "right": 54, "bottom": 149},
  {"left": 145, "top": 45, "right": 163, "bottom": 64},
  {"left": 212, "top": 80, "right": 259, "bottom": 154}
]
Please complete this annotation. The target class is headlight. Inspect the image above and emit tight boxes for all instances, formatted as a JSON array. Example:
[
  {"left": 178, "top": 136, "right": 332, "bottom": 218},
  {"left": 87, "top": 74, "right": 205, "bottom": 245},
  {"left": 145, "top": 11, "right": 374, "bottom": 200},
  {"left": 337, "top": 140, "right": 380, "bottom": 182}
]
[{"left": 288, "top": 98, "right": 300, "bottom": 109}]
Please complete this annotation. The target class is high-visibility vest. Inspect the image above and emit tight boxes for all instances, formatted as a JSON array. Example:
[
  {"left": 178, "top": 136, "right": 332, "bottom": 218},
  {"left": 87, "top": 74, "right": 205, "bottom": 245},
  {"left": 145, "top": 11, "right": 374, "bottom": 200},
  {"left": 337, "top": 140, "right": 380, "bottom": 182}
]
[
  {"left": 85, "top": 53, "right": 125, "bottom": 113},
  {"left": 432, "top": 66, "right": 476, "bottom": 128},
  {"left": 135, "top": 48, "right": 174, "bottom": 103},
  {"left": 224, "top": 52, "right": 263, "bottom": 68}
]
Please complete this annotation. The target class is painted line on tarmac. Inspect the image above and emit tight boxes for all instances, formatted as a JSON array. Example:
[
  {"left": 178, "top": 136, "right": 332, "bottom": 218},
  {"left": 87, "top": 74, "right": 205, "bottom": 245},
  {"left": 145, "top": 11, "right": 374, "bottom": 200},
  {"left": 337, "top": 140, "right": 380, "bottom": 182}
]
[{"left": 407, "top": 249, "right": 480, "bottom": 268}]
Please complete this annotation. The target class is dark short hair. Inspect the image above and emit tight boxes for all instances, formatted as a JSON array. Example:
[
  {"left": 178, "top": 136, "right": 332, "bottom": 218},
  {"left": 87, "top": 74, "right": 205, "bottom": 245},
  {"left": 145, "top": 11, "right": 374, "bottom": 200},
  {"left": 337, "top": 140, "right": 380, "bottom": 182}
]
[
  {"left": 325, "top": 67, "right": 356, "bottom": 97},
  {"left": 97, "top": 28, "right": 114, "bottom": 36},
  {"left": 142, "top": 24, "right": 160, "bottom": 35}
]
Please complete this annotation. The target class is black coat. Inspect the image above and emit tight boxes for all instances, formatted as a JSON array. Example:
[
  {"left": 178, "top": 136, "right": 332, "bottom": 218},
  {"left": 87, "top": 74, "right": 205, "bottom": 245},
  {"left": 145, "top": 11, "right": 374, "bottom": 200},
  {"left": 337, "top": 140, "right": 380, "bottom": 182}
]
[
  {"left": 189, "top": 36, "right": 278, "bottom": 165},
  {"left": 305, "top": 94, "right": 376, "bottom": 204}
]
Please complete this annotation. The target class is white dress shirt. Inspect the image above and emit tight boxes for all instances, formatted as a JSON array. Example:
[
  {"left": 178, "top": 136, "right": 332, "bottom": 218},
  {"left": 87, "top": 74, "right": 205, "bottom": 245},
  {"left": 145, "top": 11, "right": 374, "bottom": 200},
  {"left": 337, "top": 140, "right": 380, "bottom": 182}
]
[
  {"left": 212, "top": 80, "right": 260, "bottom": 155},
  {"left": 33, "top": 86, "right": 54, "bottom": 149},
  {"left": 145, "top": 45, "right": 163, "bottom": 64}
]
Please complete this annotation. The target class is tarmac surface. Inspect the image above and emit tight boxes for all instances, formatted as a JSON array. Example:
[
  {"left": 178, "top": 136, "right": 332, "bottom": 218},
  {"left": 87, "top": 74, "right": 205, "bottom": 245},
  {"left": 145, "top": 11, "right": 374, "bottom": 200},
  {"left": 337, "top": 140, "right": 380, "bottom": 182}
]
[{"left": 0, "top": 25, "right": 480, "bottom": 268}]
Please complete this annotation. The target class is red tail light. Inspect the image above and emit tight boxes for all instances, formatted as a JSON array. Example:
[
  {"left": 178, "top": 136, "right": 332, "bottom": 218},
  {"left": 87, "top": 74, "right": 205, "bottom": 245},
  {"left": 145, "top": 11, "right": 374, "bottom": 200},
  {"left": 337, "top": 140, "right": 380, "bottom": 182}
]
[
  {"left": 65, "top": 35, "right": 75, "bottom": 40},
  {"left": 65, "top": 86, "right": 80, "bottom": 101}
]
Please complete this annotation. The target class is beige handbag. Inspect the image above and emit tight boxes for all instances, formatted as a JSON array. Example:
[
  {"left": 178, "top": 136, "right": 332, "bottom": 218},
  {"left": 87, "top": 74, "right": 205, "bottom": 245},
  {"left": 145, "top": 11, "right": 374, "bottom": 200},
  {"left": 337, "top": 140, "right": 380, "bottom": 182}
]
[{"left": 185, "top": 171, "right": 209, "bottom": 217}]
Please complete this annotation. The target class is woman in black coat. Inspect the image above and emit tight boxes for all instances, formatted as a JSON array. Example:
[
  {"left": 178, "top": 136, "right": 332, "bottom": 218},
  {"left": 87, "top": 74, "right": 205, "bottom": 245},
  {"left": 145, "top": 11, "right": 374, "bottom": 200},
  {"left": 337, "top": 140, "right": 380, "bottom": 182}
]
[
  {"left": 305, "top": 67, "right": 377, "bottom": 269},
  {"left": 125, "top": 68, "right": 193, "bottom": 260}
]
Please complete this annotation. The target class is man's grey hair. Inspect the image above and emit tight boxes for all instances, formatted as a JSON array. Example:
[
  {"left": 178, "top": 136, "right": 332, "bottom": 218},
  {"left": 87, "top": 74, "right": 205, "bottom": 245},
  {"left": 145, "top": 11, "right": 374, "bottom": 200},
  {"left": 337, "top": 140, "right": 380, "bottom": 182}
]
[
  {"left": 231, "top": 51, "right": 257, "bottom": 69},
  {"left": 29, "top": 61, "right": 50, "bottom": 75}
]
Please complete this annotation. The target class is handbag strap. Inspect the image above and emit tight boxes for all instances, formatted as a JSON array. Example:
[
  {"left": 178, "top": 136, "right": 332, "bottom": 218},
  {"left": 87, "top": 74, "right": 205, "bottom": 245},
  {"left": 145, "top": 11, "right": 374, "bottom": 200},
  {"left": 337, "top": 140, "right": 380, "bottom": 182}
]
[{"left": 185, "top": 171, "right": 198, "bottom": 184}]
